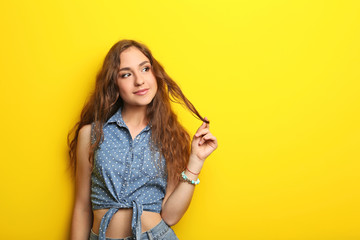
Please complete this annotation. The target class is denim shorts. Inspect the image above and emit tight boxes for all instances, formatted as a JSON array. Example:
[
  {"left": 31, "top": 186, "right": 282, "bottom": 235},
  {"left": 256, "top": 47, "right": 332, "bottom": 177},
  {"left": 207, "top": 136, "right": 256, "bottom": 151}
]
[{"left": 89, "top": 219, "right": 179, "bottom": 240}]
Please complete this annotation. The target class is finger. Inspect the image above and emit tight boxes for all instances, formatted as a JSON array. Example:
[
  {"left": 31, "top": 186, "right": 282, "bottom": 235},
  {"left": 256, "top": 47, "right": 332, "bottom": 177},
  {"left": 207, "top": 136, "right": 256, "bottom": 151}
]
[
  {"left": 195, "top": 128, "right": 210, "bottom": 138},
  {"left": 205, "top": 135, "right": 218, "bottom": 148},
  {"left": 199, "top": 133, "right": 217, "bottom": 145},
  {"left": 201, "top": 137, "right": 218, "bottom": 149},
  {"left": 204, "top": 117, "right": 210, "bottom": 129},
  {"left": 195, "top": 121, "right": 207, "bottom": 134}
]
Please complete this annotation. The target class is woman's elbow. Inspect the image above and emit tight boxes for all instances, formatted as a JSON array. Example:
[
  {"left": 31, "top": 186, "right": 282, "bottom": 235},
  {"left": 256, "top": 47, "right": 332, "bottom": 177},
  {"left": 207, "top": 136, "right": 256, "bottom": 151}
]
[{"left": 161, "top": 212, "right": 181, "bottom": 226}]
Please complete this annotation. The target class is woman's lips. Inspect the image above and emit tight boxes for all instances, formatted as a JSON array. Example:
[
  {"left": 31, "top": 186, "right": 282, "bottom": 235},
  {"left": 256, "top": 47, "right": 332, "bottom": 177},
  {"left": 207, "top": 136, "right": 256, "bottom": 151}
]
[{"left": 134, "top": 88, "right": 149, "bottom": 95}]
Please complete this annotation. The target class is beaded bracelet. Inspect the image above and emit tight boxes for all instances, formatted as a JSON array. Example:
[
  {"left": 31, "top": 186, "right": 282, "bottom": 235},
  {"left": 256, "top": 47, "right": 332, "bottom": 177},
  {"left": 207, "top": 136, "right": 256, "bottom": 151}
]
[{"left": 181, "top": 171, "right": 200, "bottom": 185}]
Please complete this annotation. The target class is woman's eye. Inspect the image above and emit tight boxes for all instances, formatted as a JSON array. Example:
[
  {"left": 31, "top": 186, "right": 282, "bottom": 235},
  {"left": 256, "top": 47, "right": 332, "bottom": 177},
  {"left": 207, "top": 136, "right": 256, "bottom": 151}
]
[
  {"left": 121, "top": 73, "right": 131, "bottom": 78},
  {"left": 142, "top": 66, "right": 150, "bottom": 72}
]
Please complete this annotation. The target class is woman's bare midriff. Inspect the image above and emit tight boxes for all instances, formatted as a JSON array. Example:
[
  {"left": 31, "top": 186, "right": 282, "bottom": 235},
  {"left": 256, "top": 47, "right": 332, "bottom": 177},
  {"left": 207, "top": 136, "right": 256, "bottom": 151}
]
[{"left": 92, "top": 209, "right": 162, "bottom": 238}]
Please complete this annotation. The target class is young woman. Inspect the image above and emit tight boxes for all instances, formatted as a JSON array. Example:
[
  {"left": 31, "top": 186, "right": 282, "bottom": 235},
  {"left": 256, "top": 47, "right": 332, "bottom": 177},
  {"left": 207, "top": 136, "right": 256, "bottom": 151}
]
[{"left": 68, "top": 39, "right": 217, "bottom": 240}]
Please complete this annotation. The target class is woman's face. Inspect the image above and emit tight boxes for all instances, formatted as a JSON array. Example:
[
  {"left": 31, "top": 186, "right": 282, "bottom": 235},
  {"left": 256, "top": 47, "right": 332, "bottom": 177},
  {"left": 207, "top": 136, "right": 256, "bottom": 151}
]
[{"left": 117, "top": 46, "right": 157, "bottom": 109}]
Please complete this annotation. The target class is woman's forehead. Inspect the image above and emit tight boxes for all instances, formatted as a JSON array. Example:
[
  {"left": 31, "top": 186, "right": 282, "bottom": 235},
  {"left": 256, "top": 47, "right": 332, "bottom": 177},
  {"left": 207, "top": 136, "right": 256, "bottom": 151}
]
[{"left": 119, "top": 47, "right": 149, "bottom": 66}]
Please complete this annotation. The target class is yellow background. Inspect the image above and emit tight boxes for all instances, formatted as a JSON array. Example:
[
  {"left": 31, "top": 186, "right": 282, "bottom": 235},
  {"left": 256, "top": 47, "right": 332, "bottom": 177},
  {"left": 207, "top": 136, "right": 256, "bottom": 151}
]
[{"left": 0, "top": 0, "right": 359, "bottom": 239}]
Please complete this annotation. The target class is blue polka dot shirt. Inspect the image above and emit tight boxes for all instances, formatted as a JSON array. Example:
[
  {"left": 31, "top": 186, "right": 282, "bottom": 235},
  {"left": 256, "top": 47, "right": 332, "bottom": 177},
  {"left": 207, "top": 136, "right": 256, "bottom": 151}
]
[{"left": 90, "top": 107, "right": 168, "bottom": 240}]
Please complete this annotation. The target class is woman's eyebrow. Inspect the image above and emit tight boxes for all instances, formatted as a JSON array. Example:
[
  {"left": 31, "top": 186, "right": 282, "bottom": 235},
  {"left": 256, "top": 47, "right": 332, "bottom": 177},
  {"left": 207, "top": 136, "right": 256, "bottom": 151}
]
[{"left": 119, "top": 61, "right": 149, "bottom": 71}]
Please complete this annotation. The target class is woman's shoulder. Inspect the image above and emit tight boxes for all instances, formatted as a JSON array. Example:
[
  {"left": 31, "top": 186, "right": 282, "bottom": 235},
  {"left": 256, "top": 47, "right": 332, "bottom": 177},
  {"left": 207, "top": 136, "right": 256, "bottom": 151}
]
[
  {"left": 79, "top": 124, "right": 92, "bottom": 133},
  {"left": 78, "top": 124, "right": 92, "bottom": 144}
]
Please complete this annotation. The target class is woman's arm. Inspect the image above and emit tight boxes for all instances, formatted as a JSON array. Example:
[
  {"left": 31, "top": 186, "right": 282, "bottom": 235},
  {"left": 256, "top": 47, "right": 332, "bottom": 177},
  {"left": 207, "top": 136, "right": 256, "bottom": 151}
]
[
  {"left": 161, "top": 118, "right": 218, "bottom": 226},
  {"left": 70, "top": 124, "right": 93, "bottom": 240}
]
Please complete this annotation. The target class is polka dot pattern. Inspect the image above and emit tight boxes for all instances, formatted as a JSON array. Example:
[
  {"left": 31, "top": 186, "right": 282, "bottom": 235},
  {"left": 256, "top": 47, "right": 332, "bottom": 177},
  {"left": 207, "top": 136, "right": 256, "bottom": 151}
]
[{"left": 90, "top": 107, "right": 167, "bottom": 240}]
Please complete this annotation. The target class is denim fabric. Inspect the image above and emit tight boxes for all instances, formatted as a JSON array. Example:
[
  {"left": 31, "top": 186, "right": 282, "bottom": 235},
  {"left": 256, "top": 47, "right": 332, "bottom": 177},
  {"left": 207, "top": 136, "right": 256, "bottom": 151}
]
[
  {"left": 89, "top": 219, "right": 179, "bottom": 240},
  {"left": 90, "top": 107, "right": 168, "bottom": 240}
]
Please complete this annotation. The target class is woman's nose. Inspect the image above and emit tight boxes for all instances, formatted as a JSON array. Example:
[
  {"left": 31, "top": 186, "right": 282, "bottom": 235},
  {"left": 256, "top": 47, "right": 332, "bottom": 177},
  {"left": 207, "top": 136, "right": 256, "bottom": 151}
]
[{"left": 134, "top": 73, "right": 145, "bottom": 86}]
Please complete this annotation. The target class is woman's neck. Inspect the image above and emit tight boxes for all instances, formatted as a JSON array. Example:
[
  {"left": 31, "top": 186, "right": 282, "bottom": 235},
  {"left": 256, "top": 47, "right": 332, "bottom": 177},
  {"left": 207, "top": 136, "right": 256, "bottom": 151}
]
[{"left": 121, "top": 105, "right": 148, "bottom": 128}]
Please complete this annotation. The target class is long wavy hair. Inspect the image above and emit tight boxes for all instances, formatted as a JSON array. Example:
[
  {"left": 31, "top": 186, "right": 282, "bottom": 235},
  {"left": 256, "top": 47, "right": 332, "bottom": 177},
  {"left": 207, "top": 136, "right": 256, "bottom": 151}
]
[{"left": 67, "top": 39, "right": 208, "bottom": 183}]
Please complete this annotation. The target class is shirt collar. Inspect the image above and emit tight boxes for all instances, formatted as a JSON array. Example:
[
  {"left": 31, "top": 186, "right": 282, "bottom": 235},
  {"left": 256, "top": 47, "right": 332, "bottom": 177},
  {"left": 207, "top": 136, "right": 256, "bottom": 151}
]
[
  {"left": 104, "top": 107, "right": 126, "bottom": 127},
  {"left": 104, "top": 107, "right": 151, "bottom": 131}
]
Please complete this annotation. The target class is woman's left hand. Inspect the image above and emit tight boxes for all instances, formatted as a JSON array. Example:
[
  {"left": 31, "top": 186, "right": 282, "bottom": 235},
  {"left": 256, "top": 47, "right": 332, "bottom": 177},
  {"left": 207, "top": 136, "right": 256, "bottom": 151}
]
[{"left": 190, "top": 117, "right": 218, "bottom": 162}]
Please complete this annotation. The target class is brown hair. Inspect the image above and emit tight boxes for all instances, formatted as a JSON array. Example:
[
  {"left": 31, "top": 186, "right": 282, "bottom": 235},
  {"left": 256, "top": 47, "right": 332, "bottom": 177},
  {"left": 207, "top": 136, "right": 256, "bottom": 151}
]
[{"left": 67, "top": 39, "right": 208, "bottom": 183}]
